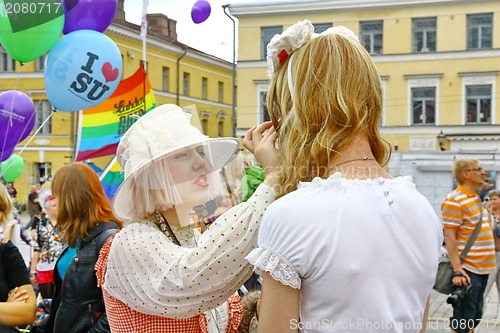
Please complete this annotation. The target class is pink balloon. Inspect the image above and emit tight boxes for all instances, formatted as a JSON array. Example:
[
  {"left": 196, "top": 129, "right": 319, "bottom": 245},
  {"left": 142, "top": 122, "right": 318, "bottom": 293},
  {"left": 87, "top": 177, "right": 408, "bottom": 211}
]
[{"left": 191, "top": 0, "right": 211, "bottom": 24}]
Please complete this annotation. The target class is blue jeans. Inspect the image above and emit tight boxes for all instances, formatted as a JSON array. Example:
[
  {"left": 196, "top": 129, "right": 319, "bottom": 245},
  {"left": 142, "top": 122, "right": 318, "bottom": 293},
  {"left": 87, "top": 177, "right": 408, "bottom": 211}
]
[{"left": 450, "top": 270, "right": 489, "bottom": 333}]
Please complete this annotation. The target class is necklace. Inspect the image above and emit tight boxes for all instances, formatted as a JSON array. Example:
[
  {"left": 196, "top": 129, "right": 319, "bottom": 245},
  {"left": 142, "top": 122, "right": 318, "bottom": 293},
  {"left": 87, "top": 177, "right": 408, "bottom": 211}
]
[
  {"left": 331, "top": 156, "right": 376, "bottom": 169},
  {"left": 153, "top": 213, "right": 181, "bottom": 246}
]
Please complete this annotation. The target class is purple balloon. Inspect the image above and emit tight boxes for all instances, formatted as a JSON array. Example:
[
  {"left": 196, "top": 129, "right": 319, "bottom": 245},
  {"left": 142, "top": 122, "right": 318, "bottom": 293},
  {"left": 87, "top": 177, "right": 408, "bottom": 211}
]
[
  {"left": 0, "top": 91, "right": 36, "bottom": 151},
  {"left": 191, "top": 0, "right": 211, "bottom": 24},
  {"left": 63, "top": 0, "right": 118, "bottom": 34},
  {"left": 0, "top": 146, "right": 14, "bottom": 163}
]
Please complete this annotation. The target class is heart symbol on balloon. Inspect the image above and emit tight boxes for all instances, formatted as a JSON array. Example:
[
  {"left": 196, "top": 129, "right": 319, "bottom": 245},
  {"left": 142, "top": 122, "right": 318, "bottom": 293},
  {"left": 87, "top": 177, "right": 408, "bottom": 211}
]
[{"left": 102, "top": 62, "right": 119, "bottom": 83}]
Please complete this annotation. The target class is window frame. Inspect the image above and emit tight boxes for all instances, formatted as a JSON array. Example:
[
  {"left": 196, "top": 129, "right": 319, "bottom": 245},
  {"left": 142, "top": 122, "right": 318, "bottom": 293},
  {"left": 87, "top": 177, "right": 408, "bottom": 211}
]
[
  {"left": 411, "top": 87, "right": 436, "bottom": 125},
  {"left": 467, "top": 13, "right": 493, "bottom": 50},
  {"left": 407, "top": 77, "right": 440, "bottom": 126},
  {"left": 162, "top": 66, "right": 169, "bottom": 92},
  {"left": 35, "top": 100, "right": 53, "bottom": 135},
  {"left": 183, "top": 72, "right": 190, "bottom": 96},
  {"left": 0, "top": 45, "right": 16, "bottom": 72},
  {"left": 201, "top": 77, "right": 208, "bottom": 100},
  {"left": 314, "top": 23, "right": 332, "bottom": 34},
  {"left": 218, "top": 81, "right": 224, "bottom": 103},
  {"left": 461, "top": 74, "right": 495, "bottom": 125},
  {"left": 261, "top": 26, "right": 283, "bottom": 60},
  {"left": 412, "top": 17, "right": 436, "bottom": 53},
  {"left": 360, "top": 20, "right": 383, "bottom": 55}
]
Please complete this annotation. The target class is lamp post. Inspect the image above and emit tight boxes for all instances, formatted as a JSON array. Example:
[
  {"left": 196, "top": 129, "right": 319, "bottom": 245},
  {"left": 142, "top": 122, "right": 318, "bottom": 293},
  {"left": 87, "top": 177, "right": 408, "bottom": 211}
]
[
  {"left": 222, "top": 4, "right": 237, "bottom": 138},
  {"left": 437, "top": 131, "right": 447, "bottom": 151}
]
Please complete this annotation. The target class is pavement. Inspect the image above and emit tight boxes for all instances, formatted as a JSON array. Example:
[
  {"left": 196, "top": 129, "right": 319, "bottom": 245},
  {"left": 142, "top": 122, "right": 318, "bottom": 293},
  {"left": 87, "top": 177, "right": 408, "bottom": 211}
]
[{"left": 14, "top": 212, "right": 500, "bottom": 332}]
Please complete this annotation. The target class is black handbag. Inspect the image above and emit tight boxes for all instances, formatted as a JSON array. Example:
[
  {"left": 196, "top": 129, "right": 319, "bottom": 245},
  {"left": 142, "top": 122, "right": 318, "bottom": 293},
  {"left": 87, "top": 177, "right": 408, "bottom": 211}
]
[{"left": 433, "top": 206, "right": 483, "bottom": 294}]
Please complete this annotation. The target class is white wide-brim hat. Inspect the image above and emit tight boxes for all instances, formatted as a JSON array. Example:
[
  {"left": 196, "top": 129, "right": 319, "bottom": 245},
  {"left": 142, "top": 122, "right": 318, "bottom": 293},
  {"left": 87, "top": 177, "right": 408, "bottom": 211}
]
[{"left": 112, "top": 104, "right": 239, "bottom": 221}]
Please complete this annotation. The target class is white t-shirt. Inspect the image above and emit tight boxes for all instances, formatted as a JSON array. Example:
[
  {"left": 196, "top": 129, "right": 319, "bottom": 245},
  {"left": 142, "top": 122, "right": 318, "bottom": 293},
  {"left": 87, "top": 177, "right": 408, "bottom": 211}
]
[{"left": 247, "top": 173, "right": 443, "bottom": 333}]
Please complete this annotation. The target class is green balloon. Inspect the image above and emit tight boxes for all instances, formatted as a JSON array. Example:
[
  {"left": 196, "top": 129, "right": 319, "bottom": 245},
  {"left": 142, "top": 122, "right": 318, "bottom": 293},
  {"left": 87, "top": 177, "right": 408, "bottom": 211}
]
[
  {"left": 1, "top": 154, "right": 24, "bottom": 182},
  {"left": 0, "top": 0, "right": 64, "bottom": 63}
]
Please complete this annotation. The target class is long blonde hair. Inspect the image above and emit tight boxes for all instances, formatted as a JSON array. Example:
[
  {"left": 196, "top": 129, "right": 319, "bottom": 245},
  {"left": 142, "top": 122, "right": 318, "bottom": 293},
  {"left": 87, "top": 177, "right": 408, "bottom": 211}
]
[
  {"left": 0, "top": 185, "right": 12, "bottom": 223},
  {"left": 267, "top": 32, "right": 390, "bottom": 197}
]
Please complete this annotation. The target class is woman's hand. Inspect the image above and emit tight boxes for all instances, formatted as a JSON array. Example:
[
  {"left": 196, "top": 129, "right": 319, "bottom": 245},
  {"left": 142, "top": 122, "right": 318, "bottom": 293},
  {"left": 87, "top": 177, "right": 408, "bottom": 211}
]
[
  {"left": 243, "top": 121, "right": 281, "bottom": 186},
  {"left": 7, "top": 287, "right": 29, "bottom": 303}
]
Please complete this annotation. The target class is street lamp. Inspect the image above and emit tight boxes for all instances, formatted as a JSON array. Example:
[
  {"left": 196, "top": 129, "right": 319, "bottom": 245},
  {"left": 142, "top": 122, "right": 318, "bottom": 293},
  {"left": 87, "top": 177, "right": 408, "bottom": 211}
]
[
  {"left": 437, "top": 131, "right": 446, "bottom": 151},
  {"left": 222, "top": 4, "right": 237, "bottom": 138}
]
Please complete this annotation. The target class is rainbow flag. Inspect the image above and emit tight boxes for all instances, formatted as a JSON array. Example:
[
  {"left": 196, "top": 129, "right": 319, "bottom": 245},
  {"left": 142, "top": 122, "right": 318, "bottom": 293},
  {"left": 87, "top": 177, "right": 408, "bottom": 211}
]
[
  {"left": 99, "top": 156, "right": 123, "bottom": 202},
  {"left": 75, "top": 65, "right": 156, "bottom": 161}
]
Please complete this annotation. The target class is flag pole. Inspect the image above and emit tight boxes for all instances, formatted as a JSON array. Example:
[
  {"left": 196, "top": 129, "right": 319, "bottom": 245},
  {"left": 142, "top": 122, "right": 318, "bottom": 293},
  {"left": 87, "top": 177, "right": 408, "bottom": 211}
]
[
  {"left": 140, "top": 0, "right": 148, "bottom": 119},
  {"left": 140, "top": 0, "right": 148, "bottom": 71}
]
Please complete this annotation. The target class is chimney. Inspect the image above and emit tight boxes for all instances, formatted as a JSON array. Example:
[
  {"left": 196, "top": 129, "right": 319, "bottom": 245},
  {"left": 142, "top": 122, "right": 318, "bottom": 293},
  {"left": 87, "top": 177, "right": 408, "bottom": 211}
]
[
  {"left": 114, "top": 0, "right": 126, "bottom": 22},
  {"left": 148, "top": 14, "right": 177, "bottom": 41}
]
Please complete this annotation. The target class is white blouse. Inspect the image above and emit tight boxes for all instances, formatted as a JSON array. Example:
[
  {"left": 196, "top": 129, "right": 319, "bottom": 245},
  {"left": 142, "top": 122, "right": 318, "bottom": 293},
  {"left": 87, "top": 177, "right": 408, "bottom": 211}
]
[
  {"left": 247, "top": 173, "right": 443, "bottom": 333},
  {"left": 103, "top": 183, "right": 276, "bottom": 319}
]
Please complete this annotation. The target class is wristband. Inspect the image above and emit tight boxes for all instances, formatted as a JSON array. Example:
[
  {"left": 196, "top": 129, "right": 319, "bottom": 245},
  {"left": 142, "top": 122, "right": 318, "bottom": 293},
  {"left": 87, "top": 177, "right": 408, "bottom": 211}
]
[
  {"left": 452, "top": 271, "right": 464, "bottom": 277},
  {"left": 30, "top": 272, "right": 37, "bottom": 278}
]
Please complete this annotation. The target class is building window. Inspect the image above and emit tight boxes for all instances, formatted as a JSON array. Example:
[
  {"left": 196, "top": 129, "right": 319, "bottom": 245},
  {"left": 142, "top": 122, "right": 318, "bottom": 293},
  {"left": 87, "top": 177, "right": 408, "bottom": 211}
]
[
  {"left": 183, "top": 72, "right": 190, "bottom": 96},
  {"left": 314, "top": 23, "right": 331, "bottom": 34},
  {"left": 360, "top": 21, "right": 383, "bottom": 55},
  {"left": 413, "top": 18, "right": 436, "bottom": 53},
  {"left": 36, "top": 54, "right": 48, "bottom": 72},
  {"left": 162, "top": 67, "right": 169, "bottom": 91},
  {"left": 261, "top": 26, "right": 282, "bottom": 59},
  {"left": 467, "top": 13, "right": 492, "bottom": 50},
  {"left": 34, "top": 162, "right": 52, "bottom": 184},
  {"left": 217, "top": 110, "right": 227, "bottom": 137},
  {"left": 218, "top": 81, "right": 224, "bottom": 103},
  {"left": 200, "top": 111, "right": 210, "bottom": 134},
  {"left": 259, "top": 91, "right": 270, "bottom": 123},
  {"left": 466, "top": 85, "right": 491, "bottom": 124},
  {"left": 202, "top": 77, "right": 208, "bottom": 100},
  {"left": 0, "top": 46, "right": 15, "bottom": 72},
  {"left": 35, "top": 100, "right": 52, "bottom": 134},
  {"left": 411, "top": 87, "right": 436, "bottom": 125}
]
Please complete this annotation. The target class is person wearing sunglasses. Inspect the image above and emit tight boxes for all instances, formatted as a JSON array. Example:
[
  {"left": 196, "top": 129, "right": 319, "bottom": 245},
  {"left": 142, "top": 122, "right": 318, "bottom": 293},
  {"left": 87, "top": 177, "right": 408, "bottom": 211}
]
[{"left": 442, "top": 158, "right": 494, "bottom": 333}]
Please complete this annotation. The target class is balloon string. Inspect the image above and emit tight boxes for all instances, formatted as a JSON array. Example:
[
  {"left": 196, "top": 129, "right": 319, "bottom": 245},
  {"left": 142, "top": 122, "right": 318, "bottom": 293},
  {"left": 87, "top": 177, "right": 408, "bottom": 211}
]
[
  {"left": 1, "top": 109, "right": 54, "bottom": 178},
  {"left": 16, "top": 109, "right": 55, "bottom": 157}
]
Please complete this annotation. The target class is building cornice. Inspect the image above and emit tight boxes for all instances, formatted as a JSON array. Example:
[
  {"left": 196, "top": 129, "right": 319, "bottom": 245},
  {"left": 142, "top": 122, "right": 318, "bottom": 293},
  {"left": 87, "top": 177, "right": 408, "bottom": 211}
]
[
  {"left": 238, "top": 49, "right": 500, "bottom": 70},
  {"left": 381, "top": 125, "right": 500, "bottom": 135},
  {"left": 0, "top": 73, "right": 43, "bottom": 79},
  {"left": 228, "top": 0, "right": 498, "bottom": 18}
]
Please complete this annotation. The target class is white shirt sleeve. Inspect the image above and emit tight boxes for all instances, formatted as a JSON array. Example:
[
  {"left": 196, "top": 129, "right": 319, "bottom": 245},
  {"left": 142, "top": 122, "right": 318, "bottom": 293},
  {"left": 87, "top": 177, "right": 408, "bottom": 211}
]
[
  {"left": 104, "top": 183, "right": 276, "bottom": 318},
  {"left": 246, "top": 199, "right": 304, "bottom": 289}
]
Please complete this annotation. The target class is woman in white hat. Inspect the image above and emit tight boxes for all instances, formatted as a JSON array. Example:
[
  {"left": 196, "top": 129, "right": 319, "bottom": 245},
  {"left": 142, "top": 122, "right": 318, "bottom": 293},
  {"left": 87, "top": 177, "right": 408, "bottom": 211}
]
[{"left": 96, "top": 104, "right": 279, "bottom": 332}]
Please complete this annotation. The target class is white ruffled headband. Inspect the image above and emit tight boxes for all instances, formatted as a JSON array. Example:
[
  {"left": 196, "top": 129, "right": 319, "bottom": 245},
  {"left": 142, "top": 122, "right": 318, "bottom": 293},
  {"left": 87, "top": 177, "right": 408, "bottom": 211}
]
[{"left": 266, "top": 20, "right": 360, "bottom": 80}]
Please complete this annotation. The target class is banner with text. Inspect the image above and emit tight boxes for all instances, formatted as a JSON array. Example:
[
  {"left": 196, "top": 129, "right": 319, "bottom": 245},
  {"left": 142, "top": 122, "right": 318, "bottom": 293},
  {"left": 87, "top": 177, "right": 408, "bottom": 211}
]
[{"left": 75, "top": 64, "right": 156, "bottom": 161}]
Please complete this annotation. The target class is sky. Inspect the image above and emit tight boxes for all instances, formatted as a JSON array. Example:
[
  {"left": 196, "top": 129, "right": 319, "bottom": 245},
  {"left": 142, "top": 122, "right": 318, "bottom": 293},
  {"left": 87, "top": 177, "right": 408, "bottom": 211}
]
[{"left": 124, "top": 0, "right": 246, "bottom": 62}]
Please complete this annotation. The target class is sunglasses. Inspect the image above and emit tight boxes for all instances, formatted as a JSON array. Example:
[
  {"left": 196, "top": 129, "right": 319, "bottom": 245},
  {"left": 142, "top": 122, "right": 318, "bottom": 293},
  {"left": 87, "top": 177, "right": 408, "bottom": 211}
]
[{"left": 466, "top": 168, "right": 483, "bottom": 172}]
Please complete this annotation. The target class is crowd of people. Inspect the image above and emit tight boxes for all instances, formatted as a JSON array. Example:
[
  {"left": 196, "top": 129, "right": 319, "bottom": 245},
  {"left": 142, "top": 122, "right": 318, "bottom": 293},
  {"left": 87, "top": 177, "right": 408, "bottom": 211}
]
[{"left": 0, "top": 19, "right": 498, "bottom": 333}]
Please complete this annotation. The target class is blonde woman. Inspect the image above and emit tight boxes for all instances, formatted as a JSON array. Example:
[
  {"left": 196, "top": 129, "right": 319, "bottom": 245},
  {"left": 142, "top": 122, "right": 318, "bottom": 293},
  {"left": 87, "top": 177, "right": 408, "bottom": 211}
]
[
  {"left": 0, "top": 185, "right": 36, "bottom": 328},
  {"left": 246, "top": 20, "right": 443, "bottom": 332}
]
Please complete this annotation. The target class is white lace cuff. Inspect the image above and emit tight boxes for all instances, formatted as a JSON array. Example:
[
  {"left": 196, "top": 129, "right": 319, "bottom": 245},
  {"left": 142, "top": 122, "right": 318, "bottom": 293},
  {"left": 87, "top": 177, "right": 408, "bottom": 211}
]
[{"left": 246, "top": 247, "right": 301, "bottom": 289}]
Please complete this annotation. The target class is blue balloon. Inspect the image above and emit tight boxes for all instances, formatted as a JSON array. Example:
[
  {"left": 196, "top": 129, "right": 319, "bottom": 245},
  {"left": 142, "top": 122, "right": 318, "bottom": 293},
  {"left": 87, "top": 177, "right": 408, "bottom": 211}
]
[{"left": 44, "top": 30, "right": 123, "bottom": 112}]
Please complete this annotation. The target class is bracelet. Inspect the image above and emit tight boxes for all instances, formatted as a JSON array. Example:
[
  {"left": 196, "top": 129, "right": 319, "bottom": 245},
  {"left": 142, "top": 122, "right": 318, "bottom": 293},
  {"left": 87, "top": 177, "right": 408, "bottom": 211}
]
[
  {"left": 30, "top": 272, "right": 36, "bottom": 278},
  {"left": 452, "top": 271, "right": 464, "bottom": 277}
]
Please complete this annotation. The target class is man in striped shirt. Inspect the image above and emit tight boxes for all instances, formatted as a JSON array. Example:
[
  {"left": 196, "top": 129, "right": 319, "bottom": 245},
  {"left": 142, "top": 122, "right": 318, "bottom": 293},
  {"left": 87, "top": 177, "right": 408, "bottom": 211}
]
[{"left": 442, "top": 158, "right": 495, "bottom": 333}]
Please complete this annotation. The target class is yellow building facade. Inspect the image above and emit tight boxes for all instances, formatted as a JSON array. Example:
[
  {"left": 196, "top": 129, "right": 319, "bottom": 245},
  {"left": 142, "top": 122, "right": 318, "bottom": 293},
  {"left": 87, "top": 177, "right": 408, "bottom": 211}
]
[
  {"left": 0, "top": 0, "right": 234, "bottom": 204},
  {"left": 229, "top": 0, "right": 500, "bottom": 151}
]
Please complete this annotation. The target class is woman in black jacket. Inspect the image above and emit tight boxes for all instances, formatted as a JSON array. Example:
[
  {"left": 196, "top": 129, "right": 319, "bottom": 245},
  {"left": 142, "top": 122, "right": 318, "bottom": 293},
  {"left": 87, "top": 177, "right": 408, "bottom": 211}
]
[{"left": 45, "top": 163, "right": 122, "bottom": 333}]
